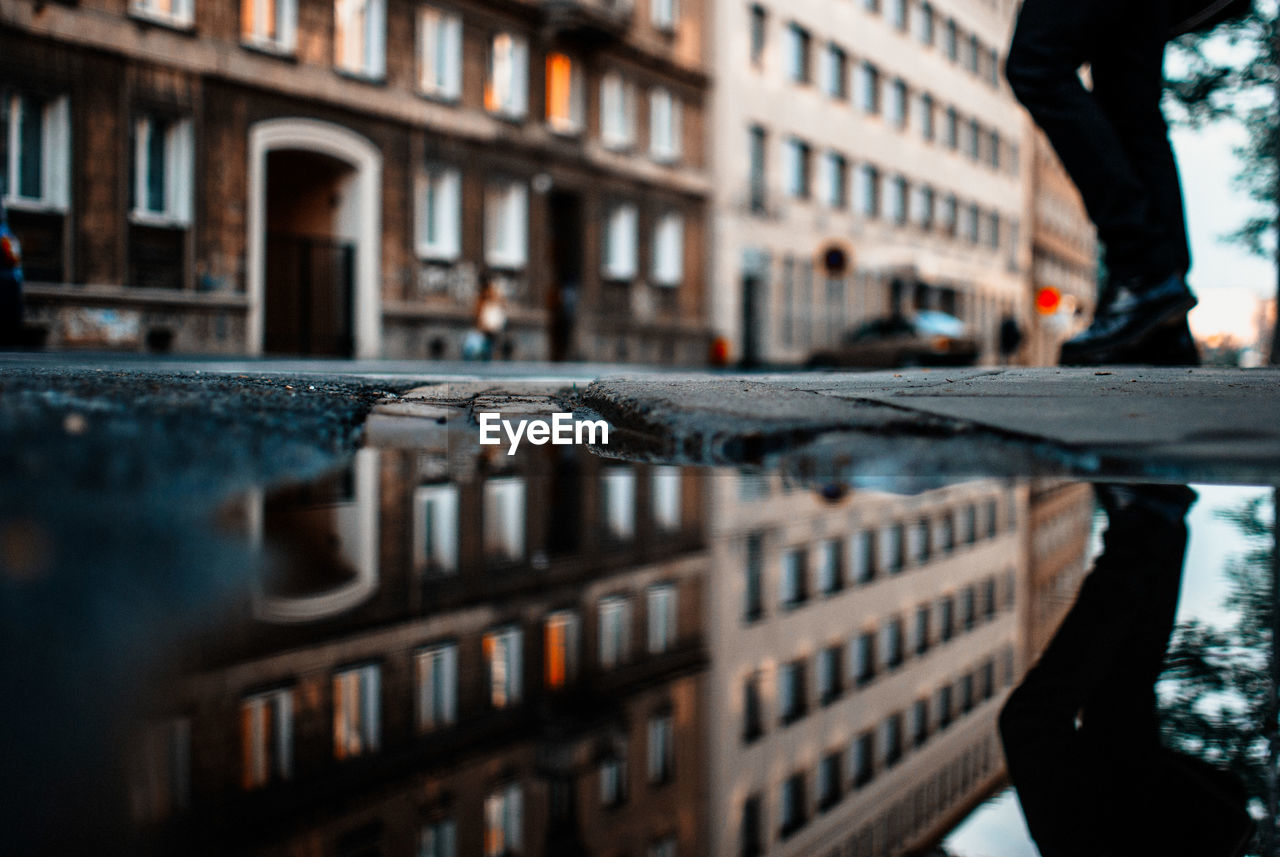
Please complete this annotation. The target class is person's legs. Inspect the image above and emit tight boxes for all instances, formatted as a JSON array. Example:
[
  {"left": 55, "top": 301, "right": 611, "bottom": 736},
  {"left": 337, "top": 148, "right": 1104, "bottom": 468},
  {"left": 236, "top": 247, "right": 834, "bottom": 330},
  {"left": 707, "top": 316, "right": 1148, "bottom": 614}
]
[{"left": 1005, "top": 0, "right": 1173, "bottom": 284}]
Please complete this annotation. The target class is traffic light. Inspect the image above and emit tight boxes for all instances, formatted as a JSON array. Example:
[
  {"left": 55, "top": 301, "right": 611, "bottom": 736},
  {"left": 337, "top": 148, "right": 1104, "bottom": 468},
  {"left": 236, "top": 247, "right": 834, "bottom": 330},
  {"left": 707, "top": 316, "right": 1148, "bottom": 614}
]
[{"left": 1035, "top": 286, "right": 1061, "bottom": 315}]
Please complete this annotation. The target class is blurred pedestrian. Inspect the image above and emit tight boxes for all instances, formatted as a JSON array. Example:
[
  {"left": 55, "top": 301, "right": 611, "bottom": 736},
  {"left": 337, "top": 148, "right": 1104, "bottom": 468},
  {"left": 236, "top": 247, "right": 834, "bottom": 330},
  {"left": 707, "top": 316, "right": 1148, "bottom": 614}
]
[
  {"left": 1004, "top": 0, "right": 1243, "bottom": 365},
  {"left": 472, "top": 278, "right": 508, "bottom": 361},
  {"left": 0, "top": 204, "right": 24, "bottom": 348}
]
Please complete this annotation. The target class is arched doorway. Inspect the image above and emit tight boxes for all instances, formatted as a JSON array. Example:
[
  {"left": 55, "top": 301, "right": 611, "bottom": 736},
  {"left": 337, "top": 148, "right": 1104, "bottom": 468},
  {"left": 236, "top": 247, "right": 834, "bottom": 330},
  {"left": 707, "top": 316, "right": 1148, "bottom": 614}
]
[{"left": 246, "top": 119, "right": 382, "bottom": 358}]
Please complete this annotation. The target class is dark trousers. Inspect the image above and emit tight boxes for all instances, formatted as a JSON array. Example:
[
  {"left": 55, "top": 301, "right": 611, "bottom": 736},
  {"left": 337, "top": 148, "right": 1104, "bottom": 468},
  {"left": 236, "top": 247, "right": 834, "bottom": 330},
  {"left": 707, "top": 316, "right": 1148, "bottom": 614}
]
[
  {"left": 999, "top": 486, "right": 1251, "bottom": 857},
  {"left": 1006, "top": 0, "right": 1191, "bottom": 285}
]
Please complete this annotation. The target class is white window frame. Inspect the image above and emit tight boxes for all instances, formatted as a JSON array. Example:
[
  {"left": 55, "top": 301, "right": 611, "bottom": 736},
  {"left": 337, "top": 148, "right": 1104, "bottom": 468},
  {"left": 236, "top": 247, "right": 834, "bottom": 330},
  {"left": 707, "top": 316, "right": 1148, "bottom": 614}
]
[
  {"left": 782, "top": 137, "right": 810, "bottom": 200},
  {"left": 647, "top": 714, "right": 674, "bottom": 782},
  {"left": 819, "top": 150, "right": 846, "bottom": 209},
  {"left": 484, "top": 783, "right": 523, "bottom": 857},
  {"left": 334, "top": 0, "right": 387, "bottom": 79},
  {"left": 415, "top": 642, "right": 459, "bottom": 732},
  {"left": 651, "top": 0, "right": 679, "bottom": 32},
  {"left": 240, "top": 687, "right": 293, "bottom": 789},
  {"left": 333, "top": 663, "right": 381, "bottom": 759},
  {"left": 482, "top": 476, "right": 526, "bottom": 561},
  {"left": 417, "top": 6, "right": 463, "bottom": 100},
  {"left": 600, "top": 72, "right": 636, "bottom": 150},
  {"left": 602, "top": 203, "right": 639, "bottom": 282},
  {"left": 820, "top": 43, "right": 846, "bottom": 98},
  {"left": 599, "top": 595, "right": 632, "bottom": 668},
  {"left": 651, "top": 465, "right": 682, "bottom": 529},
  {"left": 242, "top": 0, "right": 298, "bottom": 52},
  {"left": 416, "top": 165, "right": 462, "bottom": 261},
  {"left": 784, "top": 23, "right": 810, "bottom": 84},
  {"left": 648, "top": 87, "right": 682, "bottom": 163},
  {"left": 131, "top": 115, "right": 193, "bottom": 227},
  {"left": 419, "top": 818, "right": 457, "bottom": 857},
  {"left": 484, "top": 626, "right": 523, "bottom": 708},
  {"left": 484, "top": 179, "right": 529, "bottom": 269},
  {"left": 647, "top": 583, "right": 677, "bottom": 654},
  {"left": 130, "top": 0, "right": 195, "bottom": 29},
  {"left": 651, "top": 212, "right": 684, "bottom": 287},
  {"left": 486, "top": 32, "right": 529, "bottom": 119},
  {"left": 3, "top": 92, "right": 70, "bottom": 212}
]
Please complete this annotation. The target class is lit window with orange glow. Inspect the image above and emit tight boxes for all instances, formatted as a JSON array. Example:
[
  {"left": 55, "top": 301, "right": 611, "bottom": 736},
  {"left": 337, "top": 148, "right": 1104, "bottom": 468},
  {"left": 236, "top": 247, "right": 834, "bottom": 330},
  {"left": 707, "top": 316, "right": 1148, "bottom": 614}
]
[
  {"left": 332, "top": 663, "right": 381, "bottom": 759},
  {"left": 240, "top": 688, "right": 293, "bottom": 789},
  {"left": 484, "top": 626, "right": 523, "bottom": 708},
  {"left": 545, "top": 52, "right": 584, "bottom": 134},
  {"left": 544, "top": 611, "right": 580, "bottom": 688}
]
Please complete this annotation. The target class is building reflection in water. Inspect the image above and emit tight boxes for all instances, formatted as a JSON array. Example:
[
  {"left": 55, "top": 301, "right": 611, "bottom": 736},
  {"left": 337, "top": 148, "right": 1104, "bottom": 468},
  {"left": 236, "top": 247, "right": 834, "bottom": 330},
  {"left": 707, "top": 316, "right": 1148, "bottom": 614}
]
[{"left": 123, "top": 436, "right": 1098, "bottom": 856}]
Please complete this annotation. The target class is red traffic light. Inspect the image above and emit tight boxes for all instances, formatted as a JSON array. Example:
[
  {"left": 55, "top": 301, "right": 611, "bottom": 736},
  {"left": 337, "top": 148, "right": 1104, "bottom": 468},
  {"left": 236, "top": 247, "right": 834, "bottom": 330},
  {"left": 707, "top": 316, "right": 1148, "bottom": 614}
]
[{"left": 1035, "top": 286, "right": 1061, "bottom": 315}]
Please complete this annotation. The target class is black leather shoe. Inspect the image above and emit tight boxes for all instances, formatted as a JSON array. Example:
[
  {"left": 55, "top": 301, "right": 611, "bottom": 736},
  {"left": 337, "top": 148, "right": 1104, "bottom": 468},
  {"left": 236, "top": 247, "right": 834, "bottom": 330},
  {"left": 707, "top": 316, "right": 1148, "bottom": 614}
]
[
  {"left": 1111, "top": 316, "right": 1201, "bottom": 366},
  {"left": 1061, "top": 272, "right": 1197, "bottom": 365}
]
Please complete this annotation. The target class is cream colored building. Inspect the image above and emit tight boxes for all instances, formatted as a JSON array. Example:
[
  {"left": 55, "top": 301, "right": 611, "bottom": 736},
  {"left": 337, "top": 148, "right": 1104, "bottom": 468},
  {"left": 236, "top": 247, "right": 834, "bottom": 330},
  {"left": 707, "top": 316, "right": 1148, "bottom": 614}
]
[
  {"left": 710, "top": 0, "right": 1032, "bottom": 365},
  {"left": 707, "top": 473, "right": 1030, "bottom": 857}
]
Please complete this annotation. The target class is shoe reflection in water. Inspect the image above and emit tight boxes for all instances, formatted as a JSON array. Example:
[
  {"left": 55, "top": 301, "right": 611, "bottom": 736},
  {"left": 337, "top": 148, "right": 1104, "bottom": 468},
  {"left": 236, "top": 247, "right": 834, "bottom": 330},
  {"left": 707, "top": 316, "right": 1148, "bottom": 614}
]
[{"left": 999, "top": 484, "right": 1254, "bottom": 857}]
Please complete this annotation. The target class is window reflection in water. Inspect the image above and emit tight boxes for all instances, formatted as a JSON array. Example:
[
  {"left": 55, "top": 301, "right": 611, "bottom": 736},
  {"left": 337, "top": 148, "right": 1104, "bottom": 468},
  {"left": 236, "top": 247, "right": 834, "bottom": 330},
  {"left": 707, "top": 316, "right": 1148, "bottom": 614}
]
[{"left": 104, "top": 443, "right": 1265, "bottom": 857}]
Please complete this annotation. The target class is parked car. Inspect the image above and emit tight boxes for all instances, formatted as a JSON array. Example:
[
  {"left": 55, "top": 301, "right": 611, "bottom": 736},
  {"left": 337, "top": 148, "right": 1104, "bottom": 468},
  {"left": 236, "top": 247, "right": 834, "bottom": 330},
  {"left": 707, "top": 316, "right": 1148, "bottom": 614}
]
[
  {"left": 806, "top": 310, "right": 979, "bottom": 368},
  {"left": 0, "top": 206, "right": 23, "bottom": 346}
]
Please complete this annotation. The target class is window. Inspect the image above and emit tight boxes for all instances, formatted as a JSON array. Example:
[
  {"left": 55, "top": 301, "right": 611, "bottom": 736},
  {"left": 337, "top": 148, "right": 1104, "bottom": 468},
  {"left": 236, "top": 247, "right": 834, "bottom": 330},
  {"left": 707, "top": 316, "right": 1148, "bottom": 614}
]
[
  {"left": 911, "top": 184, "right": 935, "bottom": 229},
  {"left": 889, "top": 176, "right": 908, "bottom": 226},
  {"left": 483, "top": 476, "right": 526, "bottom": 560},
  {"left": 856, "top": 164, "right": 880, "bottom": 218},
  {"left": 939, "top": 512, "right": 956, "bottom": 553},
  {"left": 741, "top": 794, "right": 763, "bottom": 857},
  {"left": 966, "top": 34, "right": 981, "bottom": 73},
  {"left": 913, "top": 605, "right": 931, "bottom": 655},
  {"left": 963, "top": 202, "right": 980, "bottom": 243},
  {"left": 987, "top": 211, "right": 1001, "bottom": 250},
  {"left": 417, "top": 7, "right": 461, "bottom": 97},
  {"left": 941, "top": 193, "right": 958, "bottom": 236},
  {"left": 983, "top": 577, "right": 998, "bottom": 621},
  {"left": 965, "top": 118, "right": 981, "bottom": 160},
  {"left": 918, "top": 93, "right": 935, "bottom": 141},
  {"left": 545, "top": 52, "right": 585, "bottom": 134},
  {"left": 334, "top": 0, "right": 386, "bottom": 78},
  {"left": 649, "top": 88, "right": 682, "bottom": 162},
  {"left": 944, "top": 18, "right": 958, "bottom": 61},
  {"left": 420, "top": 818, "right": 457, "bottom": 857},
  {"left": 857, "top": 62, "right": 880, "bottom": 113},
  {"left": 854, "top": 631, "right": 876, "bottom": 685},
  {"left": 749, "top": 4, "right": 767, "bottom": 67},
  {"left": 747, "top": 125, "right": 767, "bottom": 214},
  {"left": 785, "top": 24, "right": 811, "bottom": 83},
  {"left": 743, "top": 672, "right": 764, "bottom": 742},
  {"left": 883, "top": 617, "right": 904, "bottom": 669},
  {"left": 890, "top": 0, "right": 907, "bottom": 30},
  {"left": 981, "top": 659, "right": 996, "bottom": 700},
  {"left": 937, "top": 684, "right": 954, "bottom": 728},
  {"left": 651, "top": 466, "right": 682, "bottom": 529},
  {"left": 647, "top": 714, "right": 674, "bottom": 783},
  {"left": 484, "top": 783, "right": 522, "bottom": 857},
  {"left": 819, "top": 151, "right": 847, "bottom": 210},
  {"left": 647, "top": 584, "right": 678, "bottom": 654},
  {"left": 942, "top": 107, "right": 958, "bottom": 151},
  {"left": 242, "top": 0, "right": 298, "bottom": 50},
  {"left": 744, "top": 532, "right": 764, "bottom": 621},
  {"left": 818, "top": 644, "right": 842, "bottom": 704},
  {"left": 132, "top": 115, "right": 193, "bottom": 225},
  {"left": 600, "top": 72, "right": 636, "bottom": 149},
  {"left": 484, "top": 179, "right": 529, "bottom": 269},
  {"left": 4, "top": 93, "right": 70, "bottom": 210},
  {"left": 882, "top": 522, "right": 905, "bottom": 572},
  {"left": 545, "top": 610, "right": 581, "bottom": 688},
  {"left": 882, "top": 713, "right": 903, "bottom": 767},
  {"left": 652, "top": 0, "right": 679, "bottom": 30},
  {"left": 962, "top": 585, "right": 977, "bottom": 631},
  {"left": 240, "top": 688, "right": 293, "bottom": 789},
  {"left": 599, "top": 595, "right": 632, "bottom": 668},
  {"left": 912, "top": 699, "right": 929, "bottom": 747},
  {"left": 603, "top": 203, "right": 638, "bottom": 281},
  {"left": 600, "top": 752, "right": 627, "bottom": 806},
  {"left": 852, "top": 530, "right": 876, "bottom": 583},
  {"left": 486, "top": 33, "right": 529, "bottom": 118},
  {"left": 131, "top": 0, "right": 194, "bottom": 28},
  {"left": 962, "top": 503, "right": 977, "bottom": 543},
  {"left": 782, "top": 138, "right": 811, "bottom": 200},
  {"left": 416, "top": 166, "right": 462, "bottom": 260},
  {"left": 780, "top": 547, "right": 807, "bottom": 607},
  {"left": 939, "top": 596, "right": 955, "bottom": 642},
  {"left": 818, "top": 751, "right": 842, "bottom": 809},
  {"left": 988, "top": 47, "right": 1001, "bottom": 85},
  {"left": 851, "top": 732, "right": 873, "bottom": 787},
  {"left": 780, "top": 659, "right": 808, "bottom": 724},
  {"left": 888, "top": 79, "right": 908, "bottom": 128},
  {"left": 960, "top": 673, "right": 975, "bottom": 712},
  {"left": 415, "top": 643, "right": 458, "bottom": 731},
  {"left": 916, "top": 1, "right": 934, "bottom": 44},
  {"left": 988, "top": 129, "right": 1002, "bottom": 169},
  {"left": 817, "top": 538, "right": 842, "bottom": 594},
  {"left": 779, "top": 773, "right": 807, "bottom": 837},
  {"left": 910, "top": 517, "right": 931, "bottom": 564},
  {"left": 484, "top": 626, "right": 523, "bottom": 708},
  {"left": 652, "top": 212, "right": 685, "bottom": 287},
  {"left": 333, "top": 664, "right": 381, "bottom": 759},
  {"left": 601, "top": 466, "right": 637, "bottom": 538},
  {"left": 820, "top": 44, "right": 847, "bottom": 98}
]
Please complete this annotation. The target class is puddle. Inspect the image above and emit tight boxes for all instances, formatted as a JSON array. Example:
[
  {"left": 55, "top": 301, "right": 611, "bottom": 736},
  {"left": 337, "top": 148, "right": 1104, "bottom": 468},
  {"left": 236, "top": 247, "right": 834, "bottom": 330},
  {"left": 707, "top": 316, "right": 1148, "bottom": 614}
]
[{"left": 1, "top": 405, "right": 1274, "bottom": 857}]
